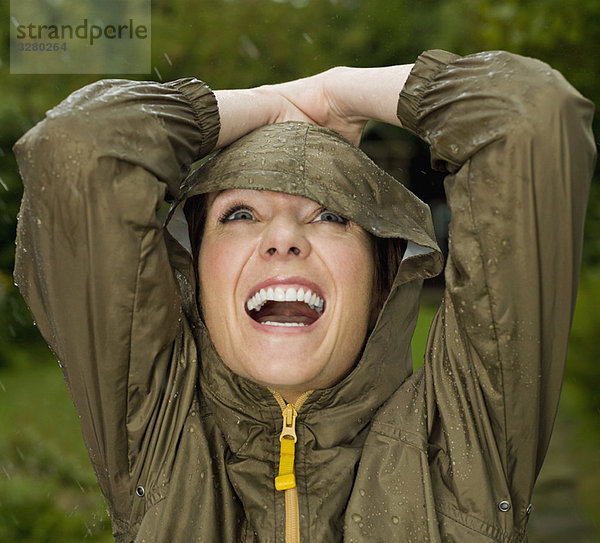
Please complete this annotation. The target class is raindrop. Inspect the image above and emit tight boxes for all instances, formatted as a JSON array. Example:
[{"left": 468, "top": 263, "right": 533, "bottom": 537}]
[
  {"left": 239, "top": 35, "right": 260, "bottom": 59},
  {"left": 0, "top": 177, "right": 7, "bottom": 191},
  {"left": 154, "top": 67, "right": 162, "bottom": 81},
  {"left": 164, "top": 52, "right": 173, "bottom": 66}
]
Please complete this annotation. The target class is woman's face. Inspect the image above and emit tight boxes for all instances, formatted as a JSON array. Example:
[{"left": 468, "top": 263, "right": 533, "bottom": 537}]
[{"left": 198, "top": 189, "right": 376, "bottom": 403}]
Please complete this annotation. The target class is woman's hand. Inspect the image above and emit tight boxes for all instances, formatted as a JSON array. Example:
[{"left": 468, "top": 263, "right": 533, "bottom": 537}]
[
  {"left": 214, "top": 64, "right": 414, "bottom": 148},
  {"left": 256, "top": 68, "right": 368, "bottom": 146}
]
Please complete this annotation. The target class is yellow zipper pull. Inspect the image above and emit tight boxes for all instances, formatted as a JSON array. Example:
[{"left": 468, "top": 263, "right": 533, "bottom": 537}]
[{"left": 275, "top": 404, "right": 298, "bottom": 491}]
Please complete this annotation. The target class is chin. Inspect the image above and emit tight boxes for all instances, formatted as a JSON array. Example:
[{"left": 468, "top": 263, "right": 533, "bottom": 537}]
[{"left": 243, "top": 355, "right": 326, "bottom": 390}]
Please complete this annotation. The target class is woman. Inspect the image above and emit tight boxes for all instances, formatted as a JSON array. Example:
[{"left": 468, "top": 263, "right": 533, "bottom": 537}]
[{"left": 14, "top": 50, "right": 595, "bottom": 542}]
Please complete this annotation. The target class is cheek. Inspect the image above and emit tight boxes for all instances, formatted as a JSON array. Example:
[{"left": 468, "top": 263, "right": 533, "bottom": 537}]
[
  {"left": 333, "top": 238, "right": 375, "bottom": 298},
  {"left": 320, "top": 233, "right": 376, "bottom": 334},
  {"left": 197, "top": 236, "right": 246, "bottom": 319}
]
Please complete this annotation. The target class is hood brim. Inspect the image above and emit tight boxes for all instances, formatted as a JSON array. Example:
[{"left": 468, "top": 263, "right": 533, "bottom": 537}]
[{"left": 169, "top": 121, "right": 443, "bottom": 287}]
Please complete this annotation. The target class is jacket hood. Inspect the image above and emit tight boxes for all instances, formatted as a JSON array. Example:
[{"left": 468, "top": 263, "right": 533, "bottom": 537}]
[
  {"left": 165, "top": 121, "right": 443, "bottom": 450},
  {"left": 173, "top": 122, "right": 442, "bottom": 279}
]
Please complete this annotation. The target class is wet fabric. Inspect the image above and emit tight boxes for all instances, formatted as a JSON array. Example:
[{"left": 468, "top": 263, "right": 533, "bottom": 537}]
[{"left": 14, "top": 50, "right": 596, "bottom": 542}]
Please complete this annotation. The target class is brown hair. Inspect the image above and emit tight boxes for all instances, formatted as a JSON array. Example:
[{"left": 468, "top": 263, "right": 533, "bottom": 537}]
[
  {"left": 184, "top": 193, "right": 210, "bottom": 285},
  {"left": 370, "top": 235, "right": 405, "bottom": 324}
]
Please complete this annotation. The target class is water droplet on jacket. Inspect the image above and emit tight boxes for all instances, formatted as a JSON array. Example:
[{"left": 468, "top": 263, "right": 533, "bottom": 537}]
[
  {"left": 392, "top": 516, "right": 399, "bottom": 524},
  {"left": 351, "top": 513, "right": 362, "bottom": 523}
]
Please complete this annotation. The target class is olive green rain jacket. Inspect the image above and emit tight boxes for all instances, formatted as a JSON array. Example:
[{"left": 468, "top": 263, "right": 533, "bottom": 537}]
[{"left": 14, "top": 50, "right": 595, "bottom": 542}]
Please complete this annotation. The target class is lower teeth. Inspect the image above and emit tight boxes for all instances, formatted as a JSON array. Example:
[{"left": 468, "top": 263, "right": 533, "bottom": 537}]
[{"left": 261, "top": 321, "right": 306, "bottom": 327}]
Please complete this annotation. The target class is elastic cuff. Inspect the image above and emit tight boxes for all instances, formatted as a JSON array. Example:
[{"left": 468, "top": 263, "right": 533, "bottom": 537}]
[
  {"left": 167, "top": 78, "right": 220, "bottom": 156},
  {"left": 397, "top": 49, "right": 459, "bottom": 135}
]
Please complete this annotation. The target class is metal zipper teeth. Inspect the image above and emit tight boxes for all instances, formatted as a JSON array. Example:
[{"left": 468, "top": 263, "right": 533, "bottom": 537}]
[
  {"left": 286, "top": 486, "right": 300, "bottom": 543},
  {"left": 269, "top": 389, "right": 312, "bottom": 543},
  {"left": 270, "top": 389, "right": 312, "bottom": 412}
]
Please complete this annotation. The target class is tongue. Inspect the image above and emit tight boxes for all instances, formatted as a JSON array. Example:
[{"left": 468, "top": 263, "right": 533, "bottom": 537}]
[{"left": 253, "top": 301, "right": 320, "bottom": 325}]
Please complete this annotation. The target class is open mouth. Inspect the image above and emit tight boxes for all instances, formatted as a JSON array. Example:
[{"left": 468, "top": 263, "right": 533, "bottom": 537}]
[{"left": 246, "top": 286, "right": 325, "bottom": 328}]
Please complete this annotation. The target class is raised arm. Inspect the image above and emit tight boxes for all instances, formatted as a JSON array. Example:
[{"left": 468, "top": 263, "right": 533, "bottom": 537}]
[
  {"left": 14, "top": 78, "right": 219, "bottom": 528},
  {"left": 398, "top": 51, "right": 595, "bottom": 530},
  {"left": 213, "top": 63, "right": 413, "bottom": 147}
]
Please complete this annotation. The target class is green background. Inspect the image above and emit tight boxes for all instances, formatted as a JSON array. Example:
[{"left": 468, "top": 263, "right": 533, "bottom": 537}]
[{"left": 1, "top": 1, "right": 598, "bottom": 541}]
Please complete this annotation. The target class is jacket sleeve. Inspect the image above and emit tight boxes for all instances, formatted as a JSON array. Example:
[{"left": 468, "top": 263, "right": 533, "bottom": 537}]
[
  {"left": 397, "top": 50, "right": 595, "bottom": 531},
  {"left": 13, "top": 78, "right": 219, "bottom": 528}
]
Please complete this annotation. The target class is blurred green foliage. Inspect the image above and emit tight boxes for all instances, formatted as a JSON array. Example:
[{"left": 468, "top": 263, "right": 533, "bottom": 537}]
[
  {"left": 562, "top": 268, "right": 600, "bottom": 533},
  {"left": 0, "top": 0, "right": 598, "bottom": 541},
  {"left": 0, "top": 362, "right": 112, "bottom": 542}
]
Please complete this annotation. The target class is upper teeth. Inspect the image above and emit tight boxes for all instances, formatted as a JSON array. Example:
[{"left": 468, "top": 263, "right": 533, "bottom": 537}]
[{"left": 246, "top": 287, "right": 324, "bottom": 313}]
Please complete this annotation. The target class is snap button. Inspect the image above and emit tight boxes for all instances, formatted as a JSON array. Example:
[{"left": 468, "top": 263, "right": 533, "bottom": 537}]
[
  {"left": 526, "top": 503, "right": 533, "bottom": 515},
  {"left": 135, "top": 485, "right": 145, "bottom": 497},
  {"left": 498, "top": 500, "right": 511, "bottom": 512}
]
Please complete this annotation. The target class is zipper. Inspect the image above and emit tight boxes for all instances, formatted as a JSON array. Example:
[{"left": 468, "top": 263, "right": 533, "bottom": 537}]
[{"left": 270, "top": 389, "right": 312, "bottom": 543}]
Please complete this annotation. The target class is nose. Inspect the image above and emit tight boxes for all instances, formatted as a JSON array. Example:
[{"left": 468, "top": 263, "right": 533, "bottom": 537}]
[{"left": 259, "top": 216, "right": 311, "bottom": 260}]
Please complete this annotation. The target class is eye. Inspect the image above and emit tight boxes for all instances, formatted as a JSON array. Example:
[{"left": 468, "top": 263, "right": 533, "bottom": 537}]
[
  {"left": 229, "top": 209, "right": 254, "bottom": 221},
  {"left": 219, "top": 205, "right": 255, "bottom": 222},
  {"left": 314, "top": 210, "right": 348, "bottom": 224}
]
